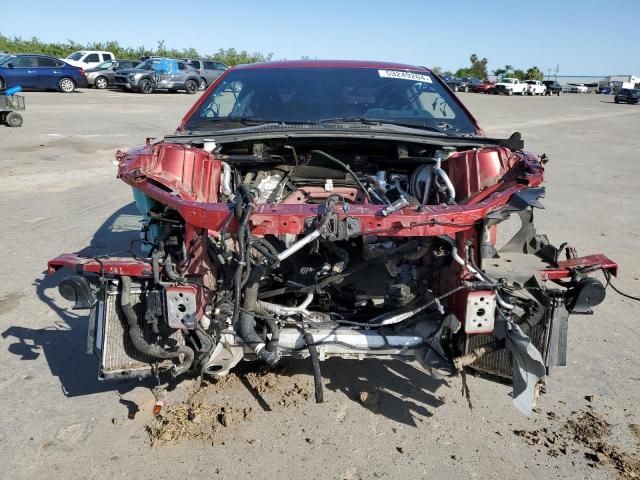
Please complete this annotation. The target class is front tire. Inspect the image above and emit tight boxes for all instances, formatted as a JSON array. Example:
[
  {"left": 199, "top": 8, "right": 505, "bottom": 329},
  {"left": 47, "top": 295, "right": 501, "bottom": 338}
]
[
  {"left": 94, "top": 76, "right": 108, "bottom": 89},
  {"left": 58, "top": 77, "right": 76, "bottom": 93},
  {"left": 138, "top": 79, "right": 153, "bottom": 94},
  {"left": 185, "top": 79, "right": 199, "bottom": 94}
]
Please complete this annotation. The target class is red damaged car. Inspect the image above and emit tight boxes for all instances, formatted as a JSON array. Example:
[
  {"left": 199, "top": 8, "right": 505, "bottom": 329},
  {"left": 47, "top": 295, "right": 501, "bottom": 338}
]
[{"left": 49, "top": 61, "right": 616, "bottom": 414}]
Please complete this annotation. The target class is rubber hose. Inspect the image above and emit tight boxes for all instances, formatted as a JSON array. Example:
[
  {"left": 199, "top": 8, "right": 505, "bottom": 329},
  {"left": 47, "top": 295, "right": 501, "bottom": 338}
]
[
  {"left": 264, "top": 317, "right": 280, "bottom": 353},
  {"left": 120, "top": 276, "right": 194, "bottom": 375},
  {"left": 238, "top": 312, "right": 279, "bottom": 366},
  {"left": 303, "top": 331, "right": 324, "bottom": 403}
]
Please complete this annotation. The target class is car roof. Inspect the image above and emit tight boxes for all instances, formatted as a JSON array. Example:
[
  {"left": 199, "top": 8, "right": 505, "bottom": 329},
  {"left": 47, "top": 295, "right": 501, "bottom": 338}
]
[
  {"left": 8, "top": 53, "right": 59, "bottom": 59},
  {"left": 232, "top": 59, "right": 431, "bottom": 72}
]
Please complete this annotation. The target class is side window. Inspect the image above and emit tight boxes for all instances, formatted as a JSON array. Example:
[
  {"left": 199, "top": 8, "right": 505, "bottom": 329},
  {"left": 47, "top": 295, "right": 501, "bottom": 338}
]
[
  {"left": 178, "top": 62, "right": 187, "bottom": 71},
  {"left": 85, "top": 54, "right": 100, "bottom": 63},
  {"left": 188, "top": 60, "right": 201, "bottom": 69},
  {"left": 13, "top": 57, "right": 36, "bottom": 67},
  {"left": 203, "top": 61, "right": 216, "bottom": 70},
  {"left": 37, "top": 57, "right": 58, "bottom": 67},
  {"left": 103, "top": 53, "right": 113, "bottom": 61},
  {"left": 55, "top": 60, "right": 66, "bottom": 68},
  {"left": 214, "top": 62, "right": 226, "bottom": 70}
]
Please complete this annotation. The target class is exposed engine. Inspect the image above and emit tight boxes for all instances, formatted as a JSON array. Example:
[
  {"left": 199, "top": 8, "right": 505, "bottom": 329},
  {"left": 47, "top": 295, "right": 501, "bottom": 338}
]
[{"left": 49, "top": 136, "right": 617, "bottom": 415}]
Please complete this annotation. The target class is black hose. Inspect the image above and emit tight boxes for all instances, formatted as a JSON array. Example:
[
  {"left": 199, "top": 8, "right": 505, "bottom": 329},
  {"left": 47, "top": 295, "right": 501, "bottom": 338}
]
[
  {"left": 231, "top": 186, "right": 254, "bottom": 327},
  {"left": 264, "top": 317, "right": 280, "bottom": 352},
  {"left": 310, "top": 149, "right": 372, "bottom": 203},
  {"left": 303, "top": 330, "right": 323, "bottom": 403},
  {"left": 238, "top": 312, "right": 279, "bottom": 366},
  {"left": 120, "top": 276, "right": 194, "bottom": 375}
]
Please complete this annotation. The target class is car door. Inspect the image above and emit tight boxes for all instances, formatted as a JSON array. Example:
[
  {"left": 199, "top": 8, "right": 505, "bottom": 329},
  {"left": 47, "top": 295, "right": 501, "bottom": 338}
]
[
  {"left": 5, "top": 56, "right": 39, "bottom": 88},
  {"left": 35, "top": 56, "right": 62, "bottom": 89},
  {"left": 176, "top": 62, "right": 189, "bottom": 86}
]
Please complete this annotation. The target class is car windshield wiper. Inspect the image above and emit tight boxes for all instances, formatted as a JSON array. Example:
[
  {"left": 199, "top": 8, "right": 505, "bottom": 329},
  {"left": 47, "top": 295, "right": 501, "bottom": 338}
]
[
  {"left": 187, "top": 117, "right": 317, "bottom": 131},
  {"left": 318, "top": 117, "right": 451, "bottom": 136}
]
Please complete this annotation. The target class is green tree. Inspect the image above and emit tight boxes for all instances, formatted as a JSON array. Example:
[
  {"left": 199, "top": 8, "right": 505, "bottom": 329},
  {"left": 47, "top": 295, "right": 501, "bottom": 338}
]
[
  {"left": 0, "top": 33, "right": 272, "bottom": 66},
  {"left": 430, "top": 66, "right": 442, "bottom": 76},
  {"left": 492, "top": 68, "right": 507, "bottom": 79},
  {"left": 209, "top": 48, "right": 273, "bottom": 66},
  {"left": 468, "top": 53, "right": 488, "bottom": 79},
  {"left": 511, "top": 69, "right": 526, "bottom": 80},
  {"left": 525, "top": 66, "right": 544, "bottom": 81}
]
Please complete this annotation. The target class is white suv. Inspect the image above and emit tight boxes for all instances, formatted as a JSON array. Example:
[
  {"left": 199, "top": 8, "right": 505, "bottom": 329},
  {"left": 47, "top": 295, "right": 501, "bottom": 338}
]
[{"left": 62, "top": 51, "right": 115, "bottom": 69}]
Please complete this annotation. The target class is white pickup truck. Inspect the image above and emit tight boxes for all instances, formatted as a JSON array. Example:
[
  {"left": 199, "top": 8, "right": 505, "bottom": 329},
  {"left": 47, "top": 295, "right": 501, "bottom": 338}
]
[
  {"left": 493, "top": 77, "right": 527, "bottom": 95},
  {"left": 524, "top": 80, "right": 546, "bottom": 95}
]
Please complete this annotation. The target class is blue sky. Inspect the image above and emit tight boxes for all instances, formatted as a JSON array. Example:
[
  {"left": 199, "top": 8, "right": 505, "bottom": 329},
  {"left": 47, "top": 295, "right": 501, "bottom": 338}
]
[{"left": 2, "top": 0, "right": 638, "bottom": 75}]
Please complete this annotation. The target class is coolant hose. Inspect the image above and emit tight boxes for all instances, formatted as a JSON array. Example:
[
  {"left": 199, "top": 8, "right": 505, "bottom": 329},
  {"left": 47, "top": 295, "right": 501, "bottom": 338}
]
[
  {"left": 120, "top": 276, "right": 194, "bottom": 375},
  {"left": 238, "top": 312, "right": 279, "bottom": 366},
  {"left": 303, "top": 331, "right": 324, "bottom": 403},
  {"left": 238, "top": 265, "right": 279, "bottom": 366}
]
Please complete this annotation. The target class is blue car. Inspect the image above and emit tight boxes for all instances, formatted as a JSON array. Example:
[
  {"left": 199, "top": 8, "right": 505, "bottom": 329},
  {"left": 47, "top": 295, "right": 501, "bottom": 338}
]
[{"left": 0, "top": 54, "right": 88, "bottom": 92}]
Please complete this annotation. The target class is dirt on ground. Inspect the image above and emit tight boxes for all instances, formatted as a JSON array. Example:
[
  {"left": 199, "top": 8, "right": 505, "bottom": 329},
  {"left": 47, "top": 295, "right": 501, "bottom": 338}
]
[{"left": 514, "top": 406, "right": 640, "bottom": 479}]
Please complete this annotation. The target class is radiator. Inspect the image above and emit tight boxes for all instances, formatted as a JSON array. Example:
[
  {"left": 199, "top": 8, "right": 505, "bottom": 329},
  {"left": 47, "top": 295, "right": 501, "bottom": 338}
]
[
  {"left": 465, "top": 300, "right": 568, "bottom": 379},
  {"left": 96, "top": 290, "right": 184, "bottom": 380}
]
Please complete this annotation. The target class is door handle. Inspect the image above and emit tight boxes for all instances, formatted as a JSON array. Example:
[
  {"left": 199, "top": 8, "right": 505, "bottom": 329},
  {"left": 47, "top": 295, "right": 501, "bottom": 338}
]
[{"left": 27, "top": 70, "right": 37, "bottom": 73}]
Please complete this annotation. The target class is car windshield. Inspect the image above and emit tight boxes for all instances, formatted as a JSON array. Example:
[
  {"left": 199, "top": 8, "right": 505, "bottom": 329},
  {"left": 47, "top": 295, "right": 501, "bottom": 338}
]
[
  {"left": 526, "top": 81, "right": 536, "bottom": 84},
  {"left": 185, "top": 67, "right": 477, "bottom": 135},
  {"left": 66, "top": 52, "right": 85, "bottom": 61},
  {"left": 501, "top": 78, "right": 515, "bottom": 83},
  {"left": 0, "top": 54, "right": 13, "bottom": 65},
  {"left": 95, "top": 60, "right": 115, "bottom": 69}
]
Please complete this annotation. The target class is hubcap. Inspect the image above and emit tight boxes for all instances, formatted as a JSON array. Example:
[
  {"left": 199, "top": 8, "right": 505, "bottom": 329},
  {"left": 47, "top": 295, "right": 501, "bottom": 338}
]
[
  {"left": 96, "top": 78, "right": 107, "bottom": 88},
  {"left": 61, "top": 79, "right": 74, "bottom": 92}
]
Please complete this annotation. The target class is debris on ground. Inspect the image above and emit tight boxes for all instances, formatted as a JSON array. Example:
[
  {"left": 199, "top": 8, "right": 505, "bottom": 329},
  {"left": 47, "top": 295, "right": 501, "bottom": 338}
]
[
  {"left": 146, "top": 400, "right": 253, "bottom": 446},
  {"left": 145, "top": 384, "right": 253, "bottom": 446},
  {"left": 278, "top": 382, "right": 312, "bottom": 407},
  {"left": 513, "top": 408, "right": 640, "bottom": 478}
]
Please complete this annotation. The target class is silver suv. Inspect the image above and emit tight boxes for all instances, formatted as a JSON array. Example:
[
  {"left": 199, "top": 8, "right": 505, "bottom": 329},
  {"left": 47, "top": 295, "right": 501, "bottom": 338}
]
[
  {"left": 184, "top": 59, "right": 227, "bottom": 89},
  {"left": 114, "top": 58, "right": 201, "bottom": 94}
]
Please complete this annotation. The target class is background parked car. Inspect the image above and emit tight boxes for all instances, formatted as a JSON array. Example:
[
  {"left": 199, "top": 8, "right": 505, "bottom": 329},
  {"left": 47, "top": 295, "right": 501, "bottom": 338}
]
[
  {"left": 62, "top": 51, "right": 115, "bottom": 69},
  {"left": 0, "top": 54, "right": 87, "bottom": 92},
  {"left": 567, "top": 83, "right": 588, "bottom": 93},
  {"left": 471, "top": 80, "right": 495, "bottom": 93},
  {"left": 443, "top": 76, "right": 462, "bottom": 91},
  {"left": 453, "top": 77, "right": 480, "bottom": 92},
  {"left": 114, "top": 58, "right": 201, "bottom": 94},
  {"left": 524, "top": 80, "right": 546, "bottom": 95},
  {"left": 493, "top": 77, "right": 527, "bottom": 95},
  {"left": 614, "top": 88, "right": 640, "bottom": 104},
  {"left": 85, "top": 59, "right": 141, "bottom": 89},
  {"left": 183, "top": 59, "right": 227, "bottom": 89},
  {"left": 542, "top": 80, "right": 562, "bottom": 95}
]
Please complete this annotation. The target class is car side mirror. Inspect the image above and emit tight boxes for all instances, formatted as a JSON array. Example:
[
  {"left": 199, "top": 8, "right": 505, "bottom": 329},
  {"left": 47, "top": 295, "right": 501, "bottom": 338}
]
[{"left": 7, "top": 63, "right": 14, "bottom": 69}]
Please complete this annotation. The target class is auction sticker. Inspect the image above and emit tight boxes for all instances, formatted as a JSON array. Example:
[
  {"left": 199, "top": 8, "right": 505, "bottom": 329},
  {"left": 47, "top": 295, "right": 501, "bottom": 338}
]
[{"left": 378, "top": 70, "right": 432, "bottom": 83}]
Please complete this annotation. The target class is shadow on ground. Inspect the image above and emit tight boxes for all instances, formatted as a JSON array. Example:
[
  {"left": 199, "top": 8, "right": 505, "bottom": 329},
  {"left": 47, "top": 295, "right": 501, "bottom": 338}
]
[
  {"left": 2, "top": 202, "right": 151, "bottom": 398},
  {"left": 230, "top": 357, "right": 448, "bottom": 426}
]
